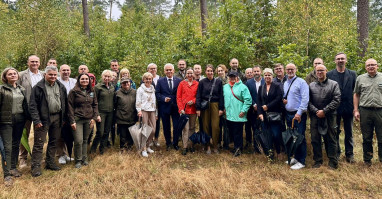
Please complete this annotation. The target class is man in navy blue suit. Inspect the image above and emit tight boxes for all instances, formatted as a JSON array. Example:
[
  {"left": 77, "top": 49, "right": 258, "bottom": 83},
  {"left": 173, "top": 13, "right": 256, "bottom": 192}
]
[
  {"left": 156, "top": 63, "right": 182, "bottom": 150},
  {"left": 245, "top": 66, "right": 265, "bottom": 153}
]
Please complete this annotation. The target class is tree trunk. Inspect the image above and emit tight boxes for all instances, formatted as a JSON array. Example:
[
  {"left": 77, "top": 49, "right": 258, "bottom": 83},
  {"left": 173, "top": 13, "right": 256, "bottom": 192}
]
[
  {"left": 82, "top": 0, "right": 90, "bottom": 37},
  {"left": 109, "top": 0, "right": 113, "bottom": 20},
  {"left": 200, "top": 0, "right": 207, "bottom": 36},
  {"left": 357, "top": 0, "right": 369, "bottom": 57}
]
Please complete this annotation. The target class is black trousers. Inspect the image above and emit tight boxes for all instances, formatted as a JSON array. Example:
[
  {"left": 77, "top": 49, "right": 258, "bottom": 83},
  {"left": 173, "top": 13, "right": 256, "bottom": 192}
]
[{"left": 117, "top": 124, "right": 134, "bottom": 148}]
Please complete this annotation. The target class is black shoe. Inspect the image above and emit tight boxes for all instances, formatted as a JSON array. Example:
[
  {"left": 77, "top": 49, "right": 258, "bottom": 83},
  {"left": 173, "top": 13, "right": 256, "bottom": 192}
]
[
  {"left": 107, "top": 141, "right": 111, "bottom": 148},
  {"left": 45, "top": 164, "right": 61, "bottom": 171},
  {"left": 182, "top": 149, "right": 187, "bottom": 156},
  {"left": 100, "top": 148, "right": 105, "bottom": 155},
  {"left": 173, "top": 145, "right": 180, "bottom": 151},
  {"left": 233, "top": 148, "right": 241, "bottom": 157},
  {"left": 189, "top": 147, "right": 195, "bottom": 153},
  {"left": 312, "top": 162, "right": 322, "bottom": 168},
  {"left": 10, "top": 169, "right": 22, "bottom": 177},
  {"left": 82, "top": 160, "right": 89, "bottom": 166},
  {"left": 328, "top": 162, "right": 338, "bottom": 170},
  {"left": 364, "top": 161, "right": 372, "bottom": 167},
  {"left": 166, "top": 145, "right": 172, "bottom": 151},
  {"left": 223, "top": 145, "right": 230, "bottom": 151},
  {"left": 31, "top": 167, "right": 42, "bottom": 177},
  {"left": 346, "top": 156, "right": 355, "bottom": 163}
]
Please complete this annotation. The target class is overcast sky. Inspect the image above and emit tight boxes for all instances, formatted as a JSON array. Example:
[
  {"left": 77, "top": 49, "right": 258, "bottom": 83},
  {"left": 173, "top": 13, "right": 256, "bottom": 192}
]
[{"left": 108, "top": 0, "right": 125, "bottom": 20}]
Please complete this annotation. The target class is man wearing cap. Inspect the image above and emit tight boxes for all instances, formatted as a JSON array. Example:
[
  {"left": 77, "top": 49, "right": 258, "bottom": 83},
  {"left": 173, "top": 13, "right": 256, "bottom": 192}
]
[
  {"left": 223, "top": 71, "right": 252, "bottom": 157},
  {"left": 354, "top": 59, "right": 382, "bottom": 166},
  {"left": 283, "top": 63, "right": 309, "bottom": 170},
  {"left": 309, "top": 64, "right": 341, "bottom": 169}
]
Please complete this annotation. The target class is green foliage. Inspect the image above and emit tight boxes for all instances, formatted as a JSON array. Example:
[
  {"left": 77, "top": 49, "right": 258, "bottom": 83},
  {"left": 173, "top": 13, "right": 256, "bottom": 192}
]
[{"left": 0, "top": 0, "right": 379, "bottom": 81}]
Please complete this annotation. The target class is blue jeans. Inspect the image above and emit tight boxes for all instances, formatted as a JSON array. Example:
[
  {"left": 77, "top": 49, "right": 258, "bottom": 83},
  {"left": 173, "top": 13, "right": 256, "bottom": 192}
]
[{"left": 285, "top": 112, "right": 307, "bottom": 165}]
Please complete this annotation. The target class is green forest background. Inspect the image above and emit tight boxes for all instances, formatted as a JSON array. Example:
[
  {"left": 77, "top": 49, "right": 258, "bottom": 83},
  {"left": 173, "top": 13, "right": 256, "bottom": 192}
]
[{"left": 0, "top": 0, "right": 381, "bottom": 83}]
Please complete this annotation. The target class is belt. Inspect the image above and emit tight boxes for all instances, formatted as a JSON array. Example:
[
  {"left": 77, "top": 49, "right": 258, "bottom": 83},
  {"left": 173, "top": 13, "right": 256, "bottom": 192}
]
[
  {"left": 286, "top": 110, "right": 297, "bottom": 115},
  {"left": 360, "top": 107, "right": 382, "bottom": 110}
]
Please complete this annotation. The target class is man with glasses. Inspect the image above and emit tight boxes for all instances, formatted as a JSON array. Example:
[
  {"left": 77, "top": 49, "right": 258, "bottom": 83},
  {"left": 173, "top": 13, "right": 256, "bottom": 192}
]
[
  {"left": 273, "top": 63, "right": 287, "bottom": 84},
  {"left": 354, "top": 59, "right": 382, "bottom": 167},
  {"left": 327, "top": 53, "right": 357, "bottom": 163},
  {"left": 283, "top": 63, "right": 309, "bottom": 170},
  {"left": 305, "top": 58, "right": 324, "bottom": 85}
]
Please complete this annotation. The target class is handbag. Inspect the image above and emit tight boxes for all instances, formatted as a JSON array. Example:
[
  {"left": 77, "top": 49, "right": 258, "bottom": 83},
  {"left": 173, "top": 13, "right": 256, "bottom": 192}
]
[
  {"left": 267, "top": 112, "right": 282, "bottom": 122},
  {"left": 200, "top": 78, "right": 216, "bottom": 110}
]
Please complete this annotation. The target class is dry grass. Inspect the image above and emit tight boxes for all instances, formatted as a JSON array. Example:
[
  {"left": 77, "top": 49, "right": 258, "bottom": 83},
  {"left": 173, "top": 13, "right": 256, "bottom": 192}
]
[{"left": 1, "top": 122, "right": 382, "bottom": 198}]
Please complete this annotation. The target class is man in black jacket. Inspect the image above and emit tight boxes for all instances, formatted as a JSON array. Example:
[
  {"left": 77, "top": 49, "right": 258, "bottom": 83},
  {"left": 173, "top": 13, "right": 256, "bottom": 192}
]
[
  {"left": 29, "top": 66, "right": 68, "bottom": 177},
  {"left": 327, "top": 52, "right": 357, "bottom": 163}
]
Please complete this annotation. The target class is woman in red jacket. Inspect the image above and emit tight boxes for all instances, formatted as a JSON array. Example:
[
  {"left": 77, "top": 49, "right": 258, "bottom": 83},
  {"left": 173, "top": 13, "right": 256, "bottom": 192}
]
[{"left": 176, "top": 67, "right": 199, "bottom": 155}]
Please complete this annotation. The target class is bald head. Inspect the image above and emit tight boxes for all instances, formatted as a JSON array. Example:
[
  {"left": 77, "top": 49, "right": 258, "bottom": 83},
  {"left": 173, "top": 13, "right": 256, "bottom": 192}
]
[
  {"left": 78, "top": 65, "right": 89, "bottom": 74},
  {"left": 27, "top": 55, "right": 40, "bottom": 73},
  {"left": 315, "top": 64, "right": 328, "bottom": 82}
]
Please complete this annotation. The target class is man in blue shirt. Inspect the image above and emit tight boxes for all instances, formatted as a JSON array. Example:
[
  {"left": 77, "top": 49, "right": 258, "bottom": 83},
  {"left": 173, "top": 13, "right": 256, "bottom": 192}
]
[{"left": 283, "top": 63, "right": 309, "bottom": 170}]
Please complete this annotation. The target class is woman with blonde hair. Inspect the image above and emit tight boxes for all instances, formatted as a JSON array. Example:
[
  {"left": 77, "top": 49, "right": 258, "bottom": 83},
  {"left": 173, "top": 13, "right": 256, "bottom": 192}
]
[
  {"left": 136, "top": 72, "right": 157, "bottom": 157},
  {"left": 116, "top": 68, "right": 136, "bottom": 90}
]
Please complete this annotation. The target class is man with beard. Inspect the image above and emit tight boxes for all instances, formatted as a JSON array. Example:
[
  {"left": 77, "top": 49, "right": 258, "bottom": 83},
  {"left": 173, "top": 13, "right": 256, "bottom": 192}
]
[{"left": 175, "top": 59, "right": 187, "bottom": 79}]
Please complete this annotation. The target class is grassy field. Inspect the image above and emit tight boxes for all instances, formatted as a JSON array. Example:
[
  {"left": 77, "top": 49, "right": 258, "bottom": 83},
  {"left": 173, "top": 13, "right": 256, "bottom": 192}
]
[{"left": 1, "top": 122, "right": 382, "bottom": 198}]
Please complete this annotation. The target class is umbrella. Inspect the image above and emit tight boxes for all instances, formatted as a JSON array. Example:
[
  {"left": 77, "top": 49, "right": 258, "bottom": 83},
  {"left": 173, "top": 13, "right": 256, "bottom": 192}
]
[
  {"left": 174, "top": 113, "right": 189, "bottom": 139},
  {"left": 0, "top": 136, "right": 6, "bottom": 165},
  {"left": 253, "top": 119, "right": 264, "bottom": 154},
  {"left": 189, "top": 117, "right": 211, "bottom": 145},
  {"left": 20, "top": 128, "right": 31, "bottom": 155},
  {"left": 62, "top": 123, "right": 74, "bottom": 161},
  {"left": 282, "top": 119, "right": 304, "bottom": 165},
  {"left": 129, "top": 121, "right": 143, "bottom": 150},
  {"left": 255, "top": 121, "right": 273, "bottom": 161}
]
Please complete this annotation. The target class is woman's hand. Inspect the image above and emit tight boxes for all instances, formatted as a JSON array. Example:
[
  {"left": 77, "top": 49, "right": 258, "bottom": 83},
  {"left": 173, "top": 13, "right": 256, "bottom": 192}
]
[
  {"left": 187, "top": 100, "right": 194, "bottom": 105},
  {"left": 89, "top": 119, "right": 95, "bottom": 129},
  {"left": 262, "top": 105, "right": 268, "bottom": 112},
  {"left": 96, "top": 116, "right": 101, "bottom": 122},
  {"left": 196, "top": 110, "right": 200, "bottom": 117},
  {"left": 138, "top": 111, "right": 142, "bottom": 117},
  {"left": 180, "top": 110, "right": 185, "bottom": 115},
  {"left": 71, "top": 123, "right": 76, "bottom": 131}
]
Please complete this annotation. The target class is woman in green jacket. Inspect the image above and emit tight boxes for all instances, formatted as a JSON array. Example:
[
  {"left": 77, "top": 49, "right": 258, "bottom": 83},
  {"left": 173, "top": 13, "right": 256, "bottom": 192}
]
[
  {"left": 0, "top": 67, "right": 29, "bottom": 186},
  {"left": 223, "top": 71, "right": 252, "bottom": 157}
]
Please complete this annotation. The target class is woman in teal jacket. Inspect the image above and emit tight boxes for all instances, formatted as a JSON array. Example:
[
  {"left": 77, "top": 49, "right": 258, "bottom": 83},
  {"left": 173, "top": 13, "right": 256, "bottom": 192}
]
[{"left": 223, "top": 71, "right": 252, "bottom": 157}]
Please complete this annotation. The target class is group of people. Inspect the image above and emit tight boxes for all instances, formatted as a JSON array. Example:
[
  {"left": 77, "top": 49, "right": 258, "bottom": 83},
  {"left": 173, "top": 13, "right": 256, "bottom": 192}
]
[{"left": 0, "top": 53, "right": 381, "bottom": 187}]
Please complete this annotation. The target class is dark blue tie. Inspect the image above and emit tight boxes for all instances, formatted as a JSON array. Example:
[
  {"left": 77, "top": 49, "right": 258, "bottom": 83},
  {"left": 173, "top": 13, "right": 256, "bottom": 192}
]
[{"left": 168, "top": 79, "right": 172, "bottom": 90}]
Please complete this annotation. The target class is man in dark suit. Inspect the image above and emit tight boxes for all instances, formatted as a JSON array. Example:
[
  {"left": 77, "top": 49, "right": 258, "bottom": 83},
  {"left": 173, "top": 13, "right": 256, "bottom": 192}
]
[
  {"left": 156, "top": 63, "right": 182, "bottom": 150},
  {"left": 327, "top": 52, "right": 357, "bottom": 163},
  {"left": 245, "top": 66, "right": 264, "bottom": 153}
]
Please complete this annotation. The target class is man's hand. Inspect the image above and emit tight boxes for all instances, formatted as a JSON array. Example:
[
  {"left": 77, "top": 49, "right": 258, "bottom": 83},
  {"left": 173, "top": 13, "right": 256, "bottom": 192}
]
[
  {"left": 262, "top": 105, "right": 268, "bottom": 112},
  {"left": 96, "top": 116, "right": 101, "bottom": 122},
  {"left": 253, "top": 104, "right": 257, "bottom": 111},
  {"left": 239, "top": 112, "right": 245, "bottom": 118},
  {"left": 89, "top": 119, "right": 95, "bottom": 129},
  {"left": 259, "top": 114, "right": 264, "bottom": 121},
  {"left": 196, "top": 110, "right": 201, "bottom": 117},
  {"left": 165, "top": 97, "right": 171, "bottom": 102},
  {"left": 71, "top": 123, "right": 76, "bottom": 131},
  {"left": 35, "top": 123, "right": 43, "bottom": 129},
  {"left": 219, "top": 110, "right": 224, "bottom": 116},
  {"left": 293, "top": 113, "right": 301, "bottom": 123},
  {"left": 316, "top": 110, "right": 325, "bottom": 118},
  {"left": 354, "top": 110, "right": 360, "bottom": 121},
  {"left": 283, "top": 99, "right": 288, "bottom": 105}
]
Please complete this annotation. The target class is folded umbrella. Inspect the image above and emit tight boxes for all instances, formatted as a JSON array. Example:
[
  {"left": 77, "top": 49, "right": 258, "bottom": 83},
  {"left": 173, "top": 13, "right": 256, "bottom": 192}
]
[
  {"left": 253, "top": 119, "right": 265, "bottom": 154},
  {"left": 282, "top": 119, "right": 304, "bottom": 165},
  {"left": 139, "top": 123, "right": 152, "bottom": 150},
  {"left": 175, "top": 113, "right": 189, "bottom": 139},
  {"left": 129, "top": 120, "right": 143, "bottom": 150},
  {"left": 258, "top": 121, "right": 273, "bottom": 159},
  {"left": 189, "top": 116, "right": 211, "bottom": 145}
]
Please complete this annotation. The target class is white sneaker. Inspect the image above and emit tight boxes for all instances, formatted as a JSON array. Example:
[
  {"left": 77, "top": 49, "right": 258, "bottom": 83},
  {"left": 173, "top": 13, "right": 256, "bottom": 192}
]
[
  {"left": 290, "top": 162, "right": 305, "bottom": 170},
  {"left": 64, "top": 155, "right": 74, "bottom": 162},
  {"left": 141, "top": 151, "right": 148, "bottom": 157},
  {"left": 147, "top": 147, "right": 154, "bottom": 153},
  {"left": 285, "top": 158, "right": 298, "bottom": 165},
  {"left": 58, "top": 156, "right": 66, "bottom": 165}
]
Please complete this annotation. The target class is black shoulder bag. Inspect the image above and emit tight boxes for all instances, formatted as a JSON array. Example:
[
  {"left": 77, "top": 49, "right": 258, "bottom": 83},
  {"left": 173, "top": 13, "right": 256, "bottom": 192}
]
[{"left": 200, "top": 78, "right": 216, "bottom": 110}]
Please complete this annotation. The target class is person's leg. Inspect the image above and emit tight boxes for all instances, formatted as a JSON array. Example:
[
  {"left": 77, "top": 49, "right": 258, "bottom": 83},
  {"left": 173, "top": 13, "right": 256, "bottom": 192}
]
[
  {"left": 342, "top": 113, "right": 354, "bottom": 158},
  {"left": 118, "top": 124, "right": 127, "bottom": 149},
  {"left": 161, "top": 112, "right": 172, "bottom": 147},
  {"left": 146, "top": 112, "right": 156, "bottom": 148},
  {"left": 182, "top": 120, "right": 190, "bottom": 149},
  {"left": 56, "top": 123, "right": 71, "bottom": 158},
  {"left": 245, "top": 109, "right": 254, "bottom": 147},
  {"left": 233, "top": 122, "right": 244, "bottom": 150},
  {"left": 326, "top": 114, "right": 338, "bottom": 168},
  {"left": 270, "top": 121, "right": 282, "bottom": 154},
  {"left": 73, "top": 119, "right": 84, "bottom": 163},
  {"left": 187, "top": 114, "right": 197, "bottom": 148},
  {"left": 31, "top": 124, "right": 48, "bottom": 173},
  {"left": 91, "top": 112, "right": 106, "bottom": 153},
  {"left": 210, "top": 103, "right": 220, "bottom": 149},
  {"left": 126, "top": 124, "right": 134, "bottom": 147},
  {"left": 360, "top": 108, "right": 374, "bottom": 163},
  {"left": 82, "top": 120, "right": 91, "bottom": 163},
  {"left": 0, "top": 124, "right": 13, "bottom": 178},
  {"left": 154, "top": 113, "right": 161, "bottom": 141},
  {"left": 19, "top": 120, "right": 32, "bottom": 167},
  {"left": 335, "top": 113, "right": 342, "bottom": 158},
  {"left": 171, "top": 108, "right": 180, "bottom": 147},
  {"left": 310, "top": 116, "right": 323, "bottom": 164},
  {"left": 373, "top": 109, "right": 382, "bottom": 161},
  {"left": 11, "top": 117, "right": 25, "bottom": 170},
  {"left": 45, "top": 114, "right": 61, "bottom": 167},
  {"left": 293, "top": 113, "right": 307, "bottom": 165},
  {"left": 101, "top": 112, "right": 113, "bottom": 150}
]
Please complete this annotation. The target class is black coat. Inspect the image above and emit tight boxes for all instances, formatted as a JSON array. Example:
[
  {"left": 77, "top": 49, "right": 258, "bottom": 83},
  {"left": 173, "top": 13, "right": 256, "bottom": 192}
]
[
  {"left": 257, "top": 82, "right": 283, "bottom": 115},
  {"left": 327, "top": 68, "right": 356, "bottom": 115},
  {"left": 29, "top": 79, "right": 68, "bottom": 126}
]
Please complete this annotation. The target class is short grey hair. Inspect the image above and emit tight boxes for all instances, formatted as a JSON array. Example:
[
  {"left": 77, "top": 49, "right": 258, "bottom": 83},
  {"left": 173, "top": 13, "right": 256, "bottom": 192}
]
[
  {"left": 164, "top": 63, "right": 174, "bottom": 70},
  {"left": 147, "top": 63, "right": 157, "bottom": 71},
  {"left": 45, "top": 65, "right": 58, "bottom": 73}
]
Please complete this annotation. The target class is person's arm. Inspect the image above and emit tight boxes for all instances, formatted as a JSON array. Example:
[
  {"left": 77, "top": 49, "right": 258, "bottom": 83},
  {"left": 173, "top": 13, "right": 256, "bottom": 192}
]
[
  {"left": 67, "top": 90, "right": 76, "bottom": 124},
  {"left": 176, "top": 81, "right": 184, "bottom": 113},
  {"left": 92, "top": 90, "right": 99, "bottom": 121},
  {"left": 266, "top": 84, "right": 283, "bottom": 110},
  {"left": 241, "top": 86, "right": 252, "bottom": 114},
  {"left": 323, "top": 82, "right": 341, "bottom": 114},
  {"left": 155, "top": 79, "right": 166, "bottom": 102},
  {"left": 218, "top": 80, "right": 225, "bottom": 111},
  {"left": 195, "top": 80, "right": 203, "bottom": 110},
  {"left": 308, "top": 86, "right": 319, "bottom": 113},
  {"left": 257, "top": 86, "right": 264, "bottom": 115},
  {"left": 297, "top": 80, "right": 309, "bottom": 115},
  {"left": 353, "top": 93, "right": 360, "bottom": 121}
]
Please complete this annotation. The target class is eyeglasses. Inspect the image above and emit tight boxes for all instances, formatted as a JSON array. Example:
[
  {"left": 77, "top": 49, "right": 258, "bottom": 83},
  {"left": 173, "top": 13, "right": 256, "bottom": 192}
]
[
  {"left": 275, "top": 68, "right": 283, "bottom": 71},
  {"left": 122, "top": 82, "right": 129, "bottom": 85},
  {"left": 366, "top": 64, "right": 377, "bottom": 67},
  {"left": 316, "top": 70, "right": 325, "bottom": 72}
]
